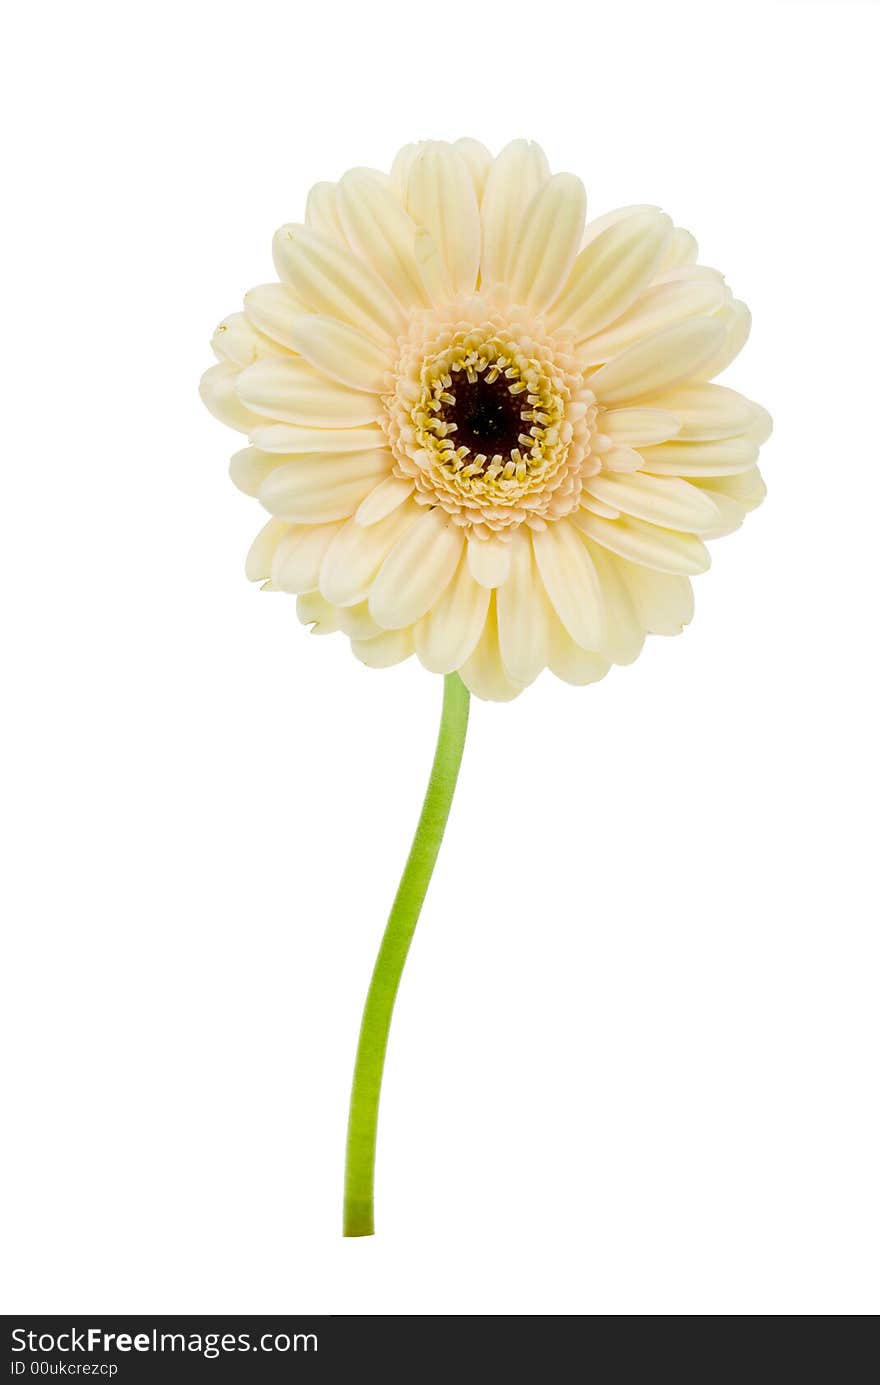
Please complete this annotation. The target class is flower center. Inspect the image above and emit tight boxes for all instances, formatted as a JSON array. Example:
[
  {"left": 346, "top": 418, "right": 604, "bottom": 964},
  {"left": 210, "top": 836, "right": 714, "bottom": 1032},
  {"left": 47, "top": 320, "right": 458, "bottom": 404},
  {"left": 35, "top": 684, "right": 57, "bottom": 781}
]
[
  {"left": 438, "top": 372, "right": 524, "bottom": 462},
  {"left": 384, "top": 305, "right": 601, "bottom": 539}
]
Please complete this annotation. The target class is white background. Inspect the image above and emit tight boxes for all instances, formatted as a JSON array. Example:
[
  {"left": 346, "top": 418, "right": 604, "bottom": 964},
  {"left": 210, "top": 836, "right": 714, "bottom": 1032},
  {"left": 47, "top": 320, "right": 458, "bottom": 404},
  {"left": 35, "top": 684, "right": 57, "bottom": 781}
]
[{"left": 3, "top": 0, "right": 878, "bottom": 1317}]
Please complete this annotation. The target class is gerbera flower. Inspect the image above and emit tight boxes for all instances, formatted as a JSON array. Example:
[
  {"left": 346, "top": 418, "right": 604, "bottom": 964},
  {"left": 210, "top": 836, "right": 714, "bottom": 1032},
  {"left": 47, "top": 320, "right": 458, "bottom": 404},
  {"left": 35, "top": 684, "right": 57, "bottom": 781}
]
[{"left": 200, "top": 138, "right": 769, "bottom": 701}]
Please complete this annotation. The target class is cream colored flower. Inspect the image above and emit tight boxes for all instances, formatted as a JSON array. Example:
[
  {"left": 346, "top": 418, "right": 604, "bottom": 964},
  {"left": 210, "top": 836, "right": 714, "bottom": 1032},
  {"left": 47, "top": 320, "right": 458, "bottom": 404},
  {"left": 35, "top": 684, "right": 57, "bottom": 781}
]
[{"left": 201, "top": 139, "right": 770, "bottom": 701}]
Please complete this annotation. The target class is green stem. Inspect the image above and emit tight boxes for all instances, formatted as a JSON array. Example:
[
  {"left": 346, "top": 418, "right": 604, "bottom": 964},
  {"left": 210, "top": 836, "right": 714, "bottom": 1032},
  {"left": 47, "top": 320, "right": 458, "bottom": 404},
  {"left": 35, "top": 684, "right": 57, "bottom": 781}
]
[{"left": 343, "top": 672, "right": 470, "bottom": 1237}]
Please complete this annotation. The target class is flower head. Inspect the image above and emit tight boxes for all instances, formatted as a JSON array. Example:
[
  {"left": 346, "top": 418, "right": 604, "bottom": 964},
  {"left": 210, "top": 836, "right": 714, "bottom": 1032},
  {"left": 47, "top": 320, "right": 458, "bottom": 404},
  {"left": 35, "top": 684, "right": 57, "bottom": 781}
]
[{"left": 201, "top": 139, "right": 770, "bottom": 700}]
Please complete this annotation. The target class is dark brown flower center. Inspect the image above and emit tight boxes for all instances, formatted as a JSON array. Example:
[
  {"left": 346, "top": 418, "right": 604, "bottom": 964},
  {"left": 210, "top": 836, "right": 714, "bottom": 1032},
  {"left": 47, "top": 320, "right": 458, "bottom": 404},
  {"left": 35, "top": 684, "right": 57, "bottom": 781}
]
[{"left": 438, "top": 375, "right": 524, "bottom": 463}]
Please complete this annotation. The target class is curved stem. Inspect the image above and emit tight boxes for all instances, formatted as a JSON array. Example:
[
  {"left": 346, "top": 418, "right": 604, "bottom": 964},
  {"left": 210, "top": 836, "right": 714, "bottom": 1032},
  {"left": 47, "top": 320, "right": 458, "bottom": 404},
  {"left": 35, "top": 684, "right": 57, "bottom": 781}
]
[{"left": 343, "top": 672, "right": 470, "bottom": 1237}]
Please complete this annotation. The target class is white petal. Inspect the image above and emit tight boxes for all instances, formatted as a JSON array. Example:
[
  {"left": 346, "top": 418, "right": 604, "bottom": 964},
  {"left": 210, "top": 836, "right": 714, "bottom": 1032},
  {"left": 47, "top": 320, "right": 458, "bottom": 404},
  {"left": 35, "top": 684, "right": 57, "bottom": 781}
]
[
  {"left": 403, "top": 142, "right": 480, "bottom": 296},
  {"left": 638, "top": 436, "right": 758, "bottom": 477},
  {"left": 547, "top": 613, "right": 611, "bottom": 686},
  {"left": 369, "top": 508, "right": 463, "bottom": 629},
  {"left": 229, "top": 446, "right": 287, "bottom": 497},
  {"left": 236, "top": 357, "right": 380, "bottom": 427},
  {"left": 601, "top": 408, "right": 681, "bottom": 446},
  {"left": 270, "top": 522, "right": 344, "bottom": 594},
  {"left": 583, "top": 472, "right": 721, "bottom": 533},
  {"left": 588, "top": 318, "right": 724, "bottom": 405},
  {"left": 415, "top": 552, "right": 490, "bottom": 674},
  {"left": 319, "top": 503, "right": 419, "bottom": 607},
  {"left": 296, "top": 591, "right": 341, "bottom": 634},
  {"left": 243, "top": 283, "right": 306, "bottom": 351},
  {"left": 480, "top": 139, "right": 550, "bottom": 288},
  {"left": 576, "top": 512, "right": 710, "bottom": 576},
  {"left": 245, "top": 518, "right": 291, "bottom": 582},
  {"left": 532, "top": 520, "right": 603, "bottom": 650},
  {"left": 548, "top": 210, "right": 673, "bottom": 339},
  {"left": 506, "top": 173, "right": 587, "bottom": 313},
  {"left": 338, "top": 169, "right": 430, "bottom": 309},
  {"left": 496, "top": 531, "right": 553, "bottom": 684},
  {"left": 355, "top": 475, "right": 414, "bottom": 526},
  {"left": 305, "top": 182, "right": 348, "bottom": 245},
  {"left": 211, "top": 313, "right": 285, "bottom": 366},
  {"left": 582, "top": 539, "right": 645, "bottom": 665},
  {"left": 258, "top": 450, "right": 390, "bottom": 523},
  {"left": 454, "top": 138, "right": 493, "bottom": 200},
  {"left": 466, "top": 536, "right": 513, "bottom": 589},
  {"left": 249, "top": 423, "right": 387, "bottom": 455},
  {"left": 200, "top": 363, "right": 266, "bottom": 434},
  {"left": 639, "top": 383, "right": 759, "bottom": 440},
  {"left": 458, "top": 596, "right": 528, "bottom": 702},
  {"left": 578, "top": 276, "right": 727, "bottom": 365},
  {"left": 286, "top": 314, "right": 390, "bottom": 392},
  {"left": 352, "top": 626, "right": 415, "bottom": 669},
  {"left": 613, "top": 559, "right": 694, "bottom": 635},
  {"left": 272, "top": 224, "right": 403, "bottom": 341}
]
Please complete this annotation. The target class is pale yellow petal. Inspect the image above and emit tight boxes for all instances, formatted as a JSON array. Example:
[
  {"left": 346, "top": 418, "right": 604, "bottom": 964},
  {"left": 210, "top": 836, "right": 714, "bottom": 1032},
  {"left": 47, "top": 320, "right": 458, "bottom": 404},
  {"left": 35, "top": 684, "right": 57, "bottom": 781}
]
[
  {"left": 601, "top": 408, "right": 681, "bottom": 446},
  {"left": 548, "top": 210, "right": 673, "bottom": 339},
  {"left": 689, "top": 466, "right": 766, "bottom": 538},
  {"left": 454, "top": 138, "right": 492, "bottom": 200},
  {"left": 338, "top": 169, "right": 430, "bottom": 309},
  {"left": 415, "top": 552, "right": 490, "bottom": 674},
  {"left": 272, "top": 224, "right": 404, "bottom": 341},
  {"left": 404, "top": 142, "right": 480, "bottom": 296},
  {"left": 245, "top": 518, "right": 291, "bottom": 582},
  {"left": 692, "top": 300, "right": 752, "bottom": 380},
  {"left": 506, "top": 173, "right": 587, "bottom": 313},
  {"left": 639, "top": 382, "right": 759, "bottom": 440},
  {"left": 249, "top": 423, "right": 387, "bottom": 455},
  {"left": 258, "top": 450, "right": 390, "bottom": 523},
  {"left": 355, "top": 475, "right": 414, "bottom": 526},
  {"left": 637, "top": 436, "right": 758, "bottom": 477},
  {"left": 236, "top": 357, "right": 380, "bottom": 427},
  {"left": 532, "top": 519, "right": 603, "bottom": 650},
  {"left": 337, "top": 601, "right": 383, "bottom": 641},
  {"left": 352, "top": 626, "right": 415, "bottom": 668},
  {"left": 613, "top": 559, "right": 694, "bottom": 635},
  {"left": 496, "top": 530, "right": 553, "bottom": 684},
  {"left": 578, "top": 276, "right": 727, "bottom": 365},
  {"left": 304, "top": 181, "right": 348, "bottom": 245},
  {"left": 211, "top": 312, "right": 286, "bottom": 366},
  {"left": 547, "top": 613, "right": 611, "bottom": 686},
  {"left": 200, "top": 363, "right": 265, "bottom": 434},
  {"left": 297, "top": 591, "right": 342, "bottom": 634},
  {"left": 588, "top": 318, "right": 724, "bottom": 405},
  {"left": 319, "top": 503, "right": 419, "bottom": 607},
  {"left": 270, "top": 522, "right": 344, "bottom": 594},
  {"left": 243, "top": 283, "right": 306, "bottom": 351},
  {"left": 659, "top": 227, "right": 698, "bottom": 269},
  {"left": 229, "top": 446, "right": 287, "bottom": 497},
  {"left": 576, "top": 512, "right": 710, "bottom": 576},
  {"left": 458, "top": 595, "right": 528, "bottom": 702},
  {"left": 286, "top": 314, "right": 390, "bottom": 392},
  {"left": 480, "top": 139, "right": 550, "bottom": 288},
  {"left": 582, "top": 539, "right": 645, "bottom": 665},
  {"left": 583, "top": 472, "right": 721, "bottom": 533},
  {"left": 466, "top": 535, "right": 513, "bottom": 589},
  {"left": 369, "top": 507, "right": 463, "bottom": 629}
]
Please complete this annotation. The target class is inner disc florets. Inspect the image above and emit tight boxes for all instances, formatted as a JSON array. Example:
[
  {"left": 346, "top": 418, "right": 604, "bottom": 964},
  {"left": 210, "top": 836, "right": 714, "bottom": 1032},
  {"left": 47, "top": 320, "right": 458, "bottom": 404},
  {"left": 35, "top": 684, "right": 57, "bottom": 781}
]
[{"left": 384, "top": 302, "right": 600, "bottom": 539}]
